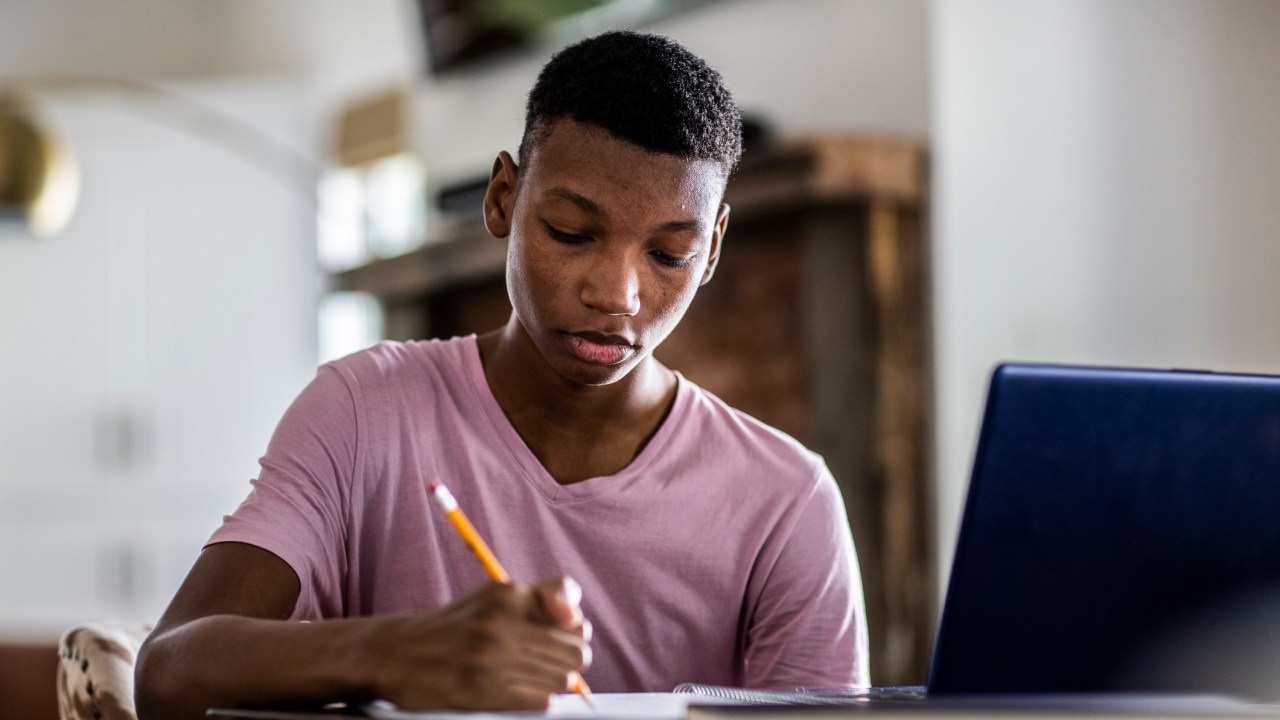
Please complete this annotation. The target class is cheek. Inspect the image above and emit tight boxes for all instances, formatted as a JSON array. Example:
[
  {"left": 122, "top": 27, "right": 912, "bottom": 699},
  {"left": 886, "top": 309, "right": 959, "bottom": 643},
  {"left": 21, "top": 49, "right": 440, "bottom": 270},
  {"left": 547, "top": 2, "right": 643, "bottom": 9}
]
[
  {"left": 645, "top": 272, "right": 702, "bottom": 328},
  {"left": 505, "top": 243, "right": 535, "bottom": 314},
  {"left": 508, "top": 239, "right": 566, "bottom": 312}
]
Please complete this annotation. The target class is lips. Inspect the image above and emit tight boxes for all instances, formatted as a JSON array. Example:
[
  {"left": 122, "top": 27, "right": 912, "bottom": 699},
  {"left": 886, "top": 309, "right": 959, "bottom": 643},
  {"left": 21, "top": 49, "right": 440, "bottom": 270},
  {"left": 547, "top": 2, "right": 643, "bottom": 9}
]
[{"left": 566, "top": 331, "right": 637, "bottom": 365}]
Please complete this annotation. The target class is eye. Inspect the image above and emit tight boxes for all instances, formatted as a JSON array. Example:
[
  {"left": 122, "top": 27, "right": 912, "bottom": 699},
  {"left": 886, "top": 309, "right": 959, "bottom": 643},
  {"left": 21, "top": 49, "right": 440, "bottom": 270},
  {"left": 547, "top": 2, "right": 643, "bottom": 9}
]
[
  {"left": 652, "top": 250, "right": 696, "bottom": 269},
  {"left": 544, "top": 223, "right": 591, "bottom": 244}
]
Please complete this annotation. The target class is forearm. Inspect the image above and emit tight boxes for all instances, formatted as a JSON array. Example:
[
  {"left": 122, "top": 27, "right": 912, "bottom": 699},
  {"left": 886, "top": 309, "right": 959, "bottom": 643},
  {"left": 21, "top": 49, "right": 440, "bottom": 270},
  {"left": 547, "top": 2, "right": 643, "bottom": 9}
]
[
  {"left": 136, "top": 580, "right": 590, "bottom": 718},
  {"left": 135, "top": 614, "right": 376, "bottom": 720}
]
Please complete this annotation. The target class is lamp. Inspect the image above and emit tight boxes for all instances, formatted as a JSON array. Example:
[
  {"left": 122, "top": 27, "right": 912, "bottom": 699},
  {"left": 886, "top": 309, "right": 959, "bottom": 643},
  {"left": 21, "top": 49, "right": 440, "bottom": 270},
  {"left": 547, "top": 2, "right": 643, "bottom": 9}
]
[
  {"left": 2, "top": 76, "right": 416, "bottom": 247},
  {"left": 1, "top": 74, "right": 333, "bottom": 242},
  {"left": 0, "top": 93, "right": 79, "bottom": 238}
]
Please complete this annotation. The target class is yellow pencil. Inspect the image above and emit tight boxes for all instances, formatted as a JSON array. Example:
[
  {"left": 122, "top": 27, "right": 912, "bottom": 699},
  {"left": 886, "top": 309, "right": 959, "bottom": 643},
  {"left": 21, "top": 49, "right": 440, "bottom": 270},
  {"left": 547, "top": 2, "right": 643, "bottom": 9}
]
[{"left": 428, "top": 480, "right": 595, "bottom": 706}]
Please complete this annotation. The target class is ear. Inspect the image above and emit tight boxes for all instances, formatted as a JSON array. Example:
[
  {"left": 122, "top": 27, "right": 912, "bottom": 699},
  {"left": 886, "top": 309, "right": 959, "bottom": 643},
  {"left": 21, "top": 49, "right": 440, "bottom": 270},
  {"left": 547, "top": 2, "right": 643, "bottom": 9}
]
[
  {"left": 700, "top": 203, "right": 730, "bottom": 286},
  {"left": 482, "top": 151, "right": 519, "bottom": 239}
]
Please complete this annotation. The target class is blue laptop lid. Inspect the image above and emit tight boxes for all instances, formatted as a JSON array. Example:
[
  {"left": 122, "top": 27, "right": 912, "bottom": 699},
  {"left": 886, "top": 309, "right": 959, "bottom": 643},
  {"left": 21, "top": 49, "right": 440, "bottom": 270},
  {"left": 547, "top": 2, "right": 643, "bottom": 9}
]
[{"left": 929, "top": 363, "right": 1280, "bottom": 698}]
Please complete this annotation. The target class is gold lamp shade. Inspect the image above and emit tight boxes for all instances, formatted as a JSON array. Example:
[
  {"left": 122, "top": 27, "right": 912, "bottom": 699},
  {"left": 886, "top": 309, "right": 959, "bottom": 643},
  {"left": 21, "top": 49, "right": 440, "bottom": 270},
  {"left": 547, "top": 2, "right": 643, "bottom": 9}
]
[{"left": 0, "top": 94, "right": 79, "bottom": 238}]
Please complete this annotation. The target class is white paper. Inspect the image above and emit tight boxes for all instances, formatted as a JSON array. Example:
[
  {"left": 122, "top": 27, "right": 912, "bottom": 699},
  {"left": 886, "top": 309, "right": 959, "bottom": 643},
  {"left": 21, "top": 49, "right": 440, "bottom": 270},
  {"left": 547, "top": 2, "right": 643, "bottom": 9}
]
[{"left": 365, "top": 692, "right": 691, "bottom": 720}]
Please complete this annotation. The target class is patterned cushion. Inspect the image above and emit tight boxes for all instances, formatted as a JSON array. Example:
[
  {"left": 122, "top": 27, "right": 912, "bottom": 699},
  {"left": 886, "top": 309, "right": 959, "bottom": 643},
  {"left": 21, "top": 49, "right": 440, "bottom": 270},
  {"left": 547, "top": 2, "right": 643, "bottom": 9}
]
[{"left": 57, "top": 623, "right": 152, "bottom": 720}]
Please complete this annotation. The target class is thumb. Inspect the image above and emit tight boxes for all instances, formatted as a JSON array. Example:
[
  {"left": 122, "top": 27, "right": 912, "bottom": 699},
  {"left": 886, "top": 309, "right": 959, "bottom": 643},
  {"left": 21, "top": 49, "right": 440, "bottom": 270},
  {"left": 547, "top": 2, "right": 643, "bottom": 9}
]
[{"left": 531, "top": 576, "right": 584, "bottom": 630}]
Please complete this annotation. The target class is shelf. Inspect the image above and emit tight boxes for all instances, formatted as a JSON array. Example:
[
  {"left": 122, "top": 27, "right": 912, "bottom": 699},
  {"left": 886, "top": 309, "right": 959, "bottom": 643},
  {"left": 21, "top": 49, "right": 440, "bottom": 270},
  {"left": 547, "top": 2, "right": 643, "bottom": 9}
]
[
  {"left": 331, "top": 221, "right": 507, "bottom": 300},
  {"left": 331, "top": 135, "right": 926, "bottom": 302}
]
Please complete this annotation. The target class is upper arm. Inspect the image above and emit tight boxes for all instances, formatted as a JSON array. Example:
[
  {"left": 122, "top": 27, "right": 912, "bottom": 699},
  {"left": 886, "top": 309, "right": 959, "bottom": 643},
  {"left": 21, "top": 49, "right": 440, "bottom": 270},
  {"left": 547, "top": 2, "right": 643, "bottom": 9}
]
[
  {"left": 152, "top": 542, "right": 302, "bottom": 635},
  {"left": 202, "top": 364, "right": 364, "bottom": 619},
  {"left": 744, "top": 471, "right": 870, "bottom": 689}
]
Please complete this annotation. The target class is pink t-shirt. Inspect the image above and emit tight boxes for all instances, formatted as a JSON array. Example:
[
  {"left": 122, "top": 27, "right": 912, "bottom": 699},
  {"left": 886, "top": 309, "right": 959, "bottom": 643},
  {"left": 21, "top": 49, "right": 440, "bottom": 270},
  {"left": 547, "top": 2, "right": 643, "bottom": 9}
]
[{"left": 210, "top": 336, "right": 869, "bottom": 691}]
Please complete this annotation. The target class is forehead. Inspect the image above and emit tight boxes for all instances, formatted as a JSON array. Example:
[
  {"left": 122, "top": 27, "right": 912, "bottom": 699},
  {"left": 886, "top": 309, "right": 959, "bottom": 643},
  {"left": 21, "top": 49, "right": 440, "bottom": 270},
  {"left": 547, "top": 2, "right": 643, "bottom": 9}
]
[{"left": 521, "top": 120, "right": 727, "bottom": 219}]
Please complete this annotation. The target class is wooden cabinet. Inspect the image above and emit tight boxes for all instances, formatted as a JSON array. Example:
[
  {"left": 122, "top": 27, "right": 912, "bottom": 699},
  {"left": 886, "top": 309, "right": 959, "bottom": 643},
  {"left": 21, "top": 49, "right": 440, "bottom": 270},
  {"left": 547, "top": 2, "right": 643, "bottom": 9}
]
[{"left": 333, "top": 135, "right": 934, "bottom": 685}]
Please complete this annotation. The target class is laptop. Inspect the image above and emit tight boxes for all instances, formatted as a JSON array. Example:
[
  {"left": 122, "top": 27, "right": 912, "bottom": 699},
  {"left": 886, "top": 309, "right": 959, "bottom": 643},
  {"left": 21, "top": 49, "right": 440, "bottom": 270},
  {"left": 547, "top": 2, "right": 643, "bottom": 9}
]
[
  {"left": 924, "top": 362, "right": 1280, "bottom": 702},
  {"left": 674, "top": 362, "right": 1280, "bottom": 710}
]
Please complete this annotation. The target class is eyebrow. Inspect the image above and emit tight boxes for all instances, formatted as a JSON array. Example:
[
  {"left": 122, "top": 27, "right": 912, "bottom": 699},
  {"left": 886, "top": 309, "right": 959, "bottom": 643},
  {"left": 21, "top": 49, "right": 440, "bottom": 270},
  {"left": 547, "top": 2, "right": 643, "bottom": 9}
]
[
  {"left": 547, "top": 187, "right": 606, "bottom": 217},
  {"left": 545, "top": 187, "right": 705, "bottom": 235}
]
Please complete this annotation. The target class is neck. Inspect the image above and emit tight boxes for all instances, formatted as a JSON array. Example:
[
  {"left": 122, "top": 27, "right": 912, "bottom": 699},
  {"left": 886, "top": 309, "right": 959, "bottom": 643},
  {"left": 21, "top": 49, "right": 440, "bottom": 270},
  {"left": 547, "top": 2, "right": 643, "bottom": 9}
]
[{"left": 475, "top": 317, "right": 677, "bottom": 483}]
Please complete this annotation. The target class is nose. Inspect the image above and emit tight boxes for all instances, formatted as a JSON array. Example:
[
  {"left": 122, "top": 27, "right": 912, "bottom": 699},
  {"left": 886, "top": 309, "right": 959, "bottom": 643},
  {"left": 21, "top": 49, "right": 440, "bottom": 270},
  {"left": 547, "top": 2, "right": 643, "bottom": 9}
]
[{"left": 580, "top": 253, "right": 641, "bottom": 316}]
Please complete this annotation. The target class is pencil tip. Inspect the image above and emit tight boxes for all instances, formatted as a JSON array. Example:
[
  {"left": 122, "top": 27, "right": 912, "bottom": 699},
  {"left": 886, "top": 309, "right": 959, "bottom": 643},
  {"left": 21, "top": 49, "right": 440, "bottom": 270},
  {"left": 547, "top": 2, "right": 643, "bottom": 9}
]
[{"left": 574, "top": 676, "right": 596, "bottom": 708}]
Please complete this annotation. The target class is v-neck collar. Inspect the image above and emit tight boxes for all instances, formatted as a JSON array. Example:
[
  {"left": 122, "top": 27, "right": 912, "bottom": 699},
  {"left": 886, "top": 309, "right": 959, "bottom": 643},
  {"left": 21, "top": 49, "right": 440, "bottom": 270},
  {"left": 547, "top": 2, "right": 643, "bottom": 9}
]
[{"left": 460, "top": 334, "right": 690, "bottom": 504}]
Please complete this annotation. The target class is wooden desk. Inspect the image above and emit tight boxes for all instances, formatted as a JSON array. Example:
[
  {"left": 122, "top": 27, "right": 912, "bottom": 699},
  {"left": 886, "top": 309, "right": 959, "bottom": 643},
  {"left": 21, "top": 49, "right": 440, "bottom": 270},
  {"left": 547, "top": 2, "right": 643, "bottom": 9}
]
[
  {"left": 333, "top": 135, "right": 934, "bottom": 685},
  {"left": 0, "top": 640, "right": 59, "bottom": 720}
]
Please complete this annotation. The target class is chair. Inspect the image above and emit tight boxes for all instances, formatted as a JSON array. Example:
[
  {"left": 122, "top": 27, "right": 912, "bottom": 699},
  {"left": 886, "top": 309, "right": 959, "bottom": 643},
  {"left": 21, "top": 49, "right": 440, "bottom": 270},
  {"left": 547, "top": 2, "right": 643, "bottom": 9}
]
[{"left": 56, "top": 622, "right": 152, "bottom": 720}]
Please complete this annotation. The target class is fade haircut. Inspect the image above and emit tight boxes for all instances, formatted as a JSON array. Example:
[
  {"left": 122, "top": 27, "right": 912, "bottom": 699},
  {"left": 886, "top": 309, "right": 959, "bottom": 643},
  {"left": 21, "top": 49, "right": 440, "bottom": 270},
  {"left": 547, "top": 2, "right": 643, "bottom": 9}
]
[{"left": 518, "top": 30, "right": 743, "bottom": 176}]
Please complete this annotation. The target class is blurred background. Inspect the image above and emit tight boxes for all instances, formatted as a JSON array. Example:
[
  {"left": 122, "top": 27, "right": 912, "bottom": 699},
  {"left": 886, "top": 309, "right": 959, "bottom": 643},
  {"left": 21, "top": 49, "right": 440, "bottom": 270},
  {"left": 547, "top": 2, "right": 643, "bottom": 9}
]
[{"left": 2, "top": 0, "right": 1279, "bottom": 715}]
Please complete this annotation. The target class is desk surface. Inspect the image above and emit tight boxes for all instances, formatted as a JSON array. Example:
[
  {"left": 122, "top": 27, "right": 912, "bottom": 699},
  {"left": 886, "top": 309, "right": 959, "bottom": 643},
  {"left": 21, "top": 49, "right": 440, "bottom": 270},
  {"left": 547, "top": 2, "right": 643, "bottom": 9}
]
[{"left": 207, "top": 692, "right": 1280, "bottom": 720}]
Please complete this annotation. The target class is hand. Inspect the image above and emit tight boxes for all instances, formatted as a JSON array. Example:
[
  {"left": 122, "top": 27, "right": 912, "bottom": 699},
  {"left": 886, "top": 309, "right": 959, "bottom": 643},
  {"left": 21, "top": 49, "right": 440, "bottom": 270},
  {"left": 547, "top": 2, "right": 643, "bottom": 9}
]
[{"left": 364, "top": 577, "right": 592, "bottom": 711}]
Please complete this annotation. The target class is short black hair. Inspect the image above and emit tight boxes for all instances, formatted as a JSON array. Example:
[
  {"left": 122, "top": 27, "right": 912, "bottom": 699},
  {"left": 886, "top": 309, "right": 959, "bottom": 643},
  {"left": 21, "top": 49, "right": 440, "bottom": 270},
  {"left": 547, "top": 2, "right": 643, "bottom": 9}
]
[{"left": 518, "top": 30, "right": 743, "bottom": 175}]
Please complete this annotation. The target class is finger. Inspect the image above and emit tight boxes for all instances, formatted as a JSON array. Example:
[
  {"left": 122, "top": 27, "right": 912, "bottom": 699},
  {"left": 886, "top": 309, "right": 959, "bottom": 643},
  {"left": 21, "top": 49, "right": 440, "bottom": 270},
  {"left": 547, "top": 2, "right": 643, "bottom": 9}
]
[
  {"left": 508, "top": 662, "right": 579, "bottom": 692},
  {"left": 492, "top": 679, "right": 560, "bottom": 712},
  {"left": 579, "top": 632, "right": 592, "bottom": 670},
  {"left": 475, "top": 581, "right": 530, "bottom": 618},
  {"left": 505, "top": 621, "right": 591, "bottom": 672},
  {"left": 456, "top": 671, "right": 556, "bottom": 712},
  {"left": 474, "top": 612, "right": 588, "bottom": 670},
  {"left": 523, "top": 634, "right": 591, "bottom": 674},
  {"left": 489, "top": 580, "right": 581, "bottom": 630},
  {"left": 484, "top": 647, "right": 583, "bottom": 702}
]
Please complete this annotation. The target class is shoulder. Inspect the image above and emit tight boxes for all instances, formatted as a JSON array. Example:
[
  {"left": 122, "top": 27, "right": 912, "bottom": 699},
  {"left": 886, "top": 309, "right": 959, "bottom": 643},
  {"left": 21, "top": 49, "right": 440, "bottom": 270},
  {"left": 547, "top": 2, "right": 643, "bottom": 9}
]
[
  {"left": 674, "top": 375, "right": 830, "bottom": 494},
  {"left": 322, "top": 335, "right": 475, "bottom": 393}
]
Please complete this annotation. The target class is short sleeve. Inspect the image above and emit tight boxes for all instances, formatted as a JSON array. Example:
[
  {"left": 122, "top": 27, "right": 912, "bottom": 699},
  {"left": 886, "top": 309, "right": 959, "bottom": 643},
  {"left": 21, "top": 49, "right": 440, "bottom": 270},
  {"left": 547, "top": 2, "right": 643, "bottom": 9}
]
[
  {"left": 207, "top": 364, "right": 361, "bottom": 619},
  {"left": 743, "top": 466, "right": 871, "bottom": 689}
]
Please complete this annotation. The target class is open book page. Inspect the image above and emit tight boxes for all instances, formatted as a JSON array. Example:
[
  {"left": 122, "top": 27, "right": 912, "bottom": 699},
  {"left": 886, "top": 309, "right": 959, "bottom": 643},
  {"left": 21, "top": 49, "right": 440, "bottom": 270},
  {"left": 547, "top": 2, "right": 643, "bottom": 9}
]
[{"left": 364, "top": 693, "right": 692, "bottom": 720}]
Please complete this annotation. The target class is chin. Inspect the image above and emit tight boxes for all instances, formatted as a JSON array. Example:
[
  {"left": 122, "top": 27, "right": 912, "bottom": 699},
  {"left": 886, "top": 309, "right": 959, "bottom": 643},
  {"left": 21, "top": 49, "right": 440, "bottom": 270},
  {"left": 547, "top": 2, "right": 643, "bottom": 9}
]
[
  {"left": 551, "top": 349, "right": 647, "bottom": 387},
  {"left": 558, "top": 362, "right": 633, "bottom": 388}
]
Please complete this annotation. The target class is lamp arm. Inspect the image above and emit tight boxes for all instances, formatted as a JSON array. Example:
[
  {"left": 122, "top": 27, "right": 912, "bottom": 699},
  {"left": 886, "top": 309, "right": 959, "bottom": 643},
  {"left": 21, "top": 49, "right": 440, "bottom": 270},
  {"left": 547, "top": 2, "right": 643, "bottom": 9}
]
[{"left": 1, "top": 73, "right": 323, "bottom": 200}]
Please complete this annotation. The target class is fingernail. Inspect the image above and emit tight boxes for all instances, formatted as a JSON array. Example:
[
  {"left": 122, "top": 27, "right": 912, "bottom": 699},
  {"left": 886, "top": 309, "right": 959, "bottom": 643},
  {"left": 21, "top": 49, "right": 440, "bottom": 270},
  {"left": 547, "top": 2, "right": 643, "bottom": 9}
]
[{"left": 560, "top": 576, "right": 582, "bottom": 608}]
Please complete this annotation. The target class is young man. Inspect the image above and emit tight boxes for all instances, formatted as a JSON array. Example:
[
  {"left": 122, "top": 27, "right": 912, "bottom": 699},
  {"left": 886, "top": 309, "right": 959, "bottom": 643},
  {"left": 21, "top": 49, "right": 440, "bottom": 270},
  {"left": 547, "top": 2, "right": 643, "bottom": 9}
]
[{"left": 135, "top": 31, "right": 868, "bottom": 719}]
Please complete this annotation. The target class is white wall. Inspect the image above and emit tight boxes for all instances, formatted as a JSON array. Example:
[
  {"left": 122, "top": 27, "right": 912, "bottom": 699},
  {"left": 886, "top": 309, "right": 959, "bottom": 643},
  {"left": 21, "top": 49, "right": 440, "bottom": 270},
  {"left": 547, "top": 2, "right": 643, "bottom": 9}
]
[
  {"left": 931, "top": 0, "right": 1280, "bottom": 595},
  {"left": 0, "top": 1, "right": 420, "bottom": 638},
  {"left": 412, "top": 0, "right": 931, "bottom": 186},
  {"left": 0, "top": 0, "right": 418, "bottom": 87},
  {"left": 0, "top": 81, "right": 319, "bottom": 636}
]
